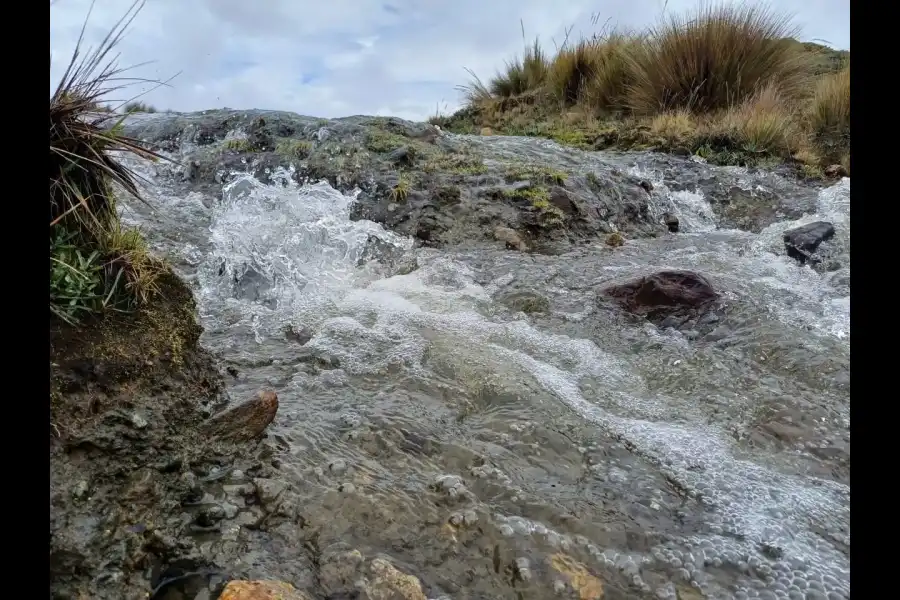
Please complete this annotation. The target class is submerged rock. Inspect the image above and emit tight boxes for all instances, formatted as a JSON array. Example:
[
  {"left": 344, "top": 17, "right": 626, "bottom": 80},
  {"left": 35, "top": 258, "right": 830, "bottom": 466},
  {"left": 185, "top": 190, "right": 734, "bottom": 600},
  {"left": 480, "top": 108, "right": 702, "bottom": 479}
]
[
  {"left": 497, "top": 290, "right": 551, "bottom": 314},
  {"left": 493, "top": 226, "right": 528, "bottom": 251},
  {"left": 598, "top": 270, "right": 719, "bottom": 324},
  {"left": 201, "top": 390, "right": 279, "bottom": 442},
  {"left": 367, "top": 558, "right": 427, "bottom": 600},
  {"left": 219, "top": 580, "right": 312, "bottom": 600},
  {"left": 783, "top": 221, "right": 835, "bottom": 264},
  {"left": 549, "top": 554, "right": 605, "bottom": 600},
  {"left": 663, "top": 212, "right": 680, "bottom": 233}
]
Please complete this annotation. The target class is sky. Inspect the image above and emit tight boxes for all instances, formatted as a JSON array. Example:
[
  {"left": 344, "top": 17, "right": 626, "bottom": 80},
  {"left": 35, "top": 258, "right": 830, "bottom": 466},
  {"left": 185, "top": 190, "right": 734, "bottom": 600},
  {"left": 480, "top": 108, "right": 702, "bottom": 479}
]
[{"left": 49, "top": 0, "right": 850, "bottom": 122}]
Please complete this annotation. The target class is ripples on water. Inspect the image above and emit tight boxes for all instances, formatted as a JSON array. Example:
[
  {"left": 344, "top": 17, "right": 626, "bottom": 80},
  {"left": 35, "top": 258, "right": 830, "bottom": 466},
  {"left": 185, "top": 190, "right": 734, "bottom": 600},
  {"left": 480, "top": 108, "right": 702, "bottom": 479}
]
[{"left": 121, "top": 136, "right": 849, "bottom": 599}]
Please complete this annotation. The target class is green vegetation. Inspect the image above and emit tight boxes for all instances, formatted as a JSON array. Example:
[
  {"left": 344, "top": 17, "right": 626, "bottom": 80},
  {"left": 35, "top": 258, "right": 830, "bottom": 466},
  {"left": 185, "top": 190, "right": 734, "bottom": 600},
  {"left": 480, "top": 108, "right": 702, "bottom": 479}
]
[
  {"left": 222, "top": 138, "right": 256, "bottom": 153},
  {"left": 50, "top": 3, "right": 167, "bottom": 324},
  {"left": 436, "top": 4, "right": 850, "bottom": 175},
  {"left": 390, "top": 173, "right": 412, "bottom": 202},
  {"left": 122, "top": 100, "right": 157, "bottom": 113},
  {"left": 500, "top": 185, "right": 564, "bottom": 226},
  {"left": 275, "top": 138, "right": 313, "bottom": 160}
]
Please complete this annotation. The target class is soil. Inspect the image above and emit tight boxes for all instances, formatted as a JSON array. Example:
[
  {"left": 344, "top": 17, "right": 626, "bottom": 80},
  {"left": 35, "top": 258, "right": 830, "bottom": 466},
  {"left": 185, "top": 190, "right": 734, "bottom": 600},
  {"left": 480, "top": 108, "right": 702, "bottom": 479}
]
[{"left": 49, "top": 272, "right": 262, "bottom": 600}]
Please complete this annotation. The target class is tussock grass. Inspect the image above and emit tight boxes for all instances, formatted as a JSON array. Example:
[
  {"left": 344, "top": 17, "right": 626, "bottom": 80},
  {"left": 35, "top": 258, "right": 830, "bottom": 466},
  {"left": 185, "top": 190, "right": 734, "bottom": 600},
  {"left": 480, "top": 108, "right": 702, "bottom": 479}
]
[
  {"left": 50, "top": 0, "right": 169, "bottom": 324},
  {"left": 809, "top": 66, "right": 850, "bottom": 134},
  {"left": 122, "top": 101, "right": 157, "bottom": 113},
  {"left": 447, "top": 2, "right": 850, "bottom": 175},
  {"left": 624, "top": 4, "right": 810, "bottom": 115}
]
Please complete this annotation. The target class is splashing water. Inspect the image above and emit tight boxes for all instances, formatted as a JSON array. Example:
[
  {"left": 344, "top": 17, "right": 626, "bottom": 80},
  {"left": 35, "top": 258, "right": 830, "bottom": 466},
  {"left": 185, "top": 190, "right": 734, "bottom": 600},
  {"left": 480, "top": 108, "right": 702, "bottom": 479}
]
[{"left": 121, "top": 128, "right": 849, "bottom": 599}]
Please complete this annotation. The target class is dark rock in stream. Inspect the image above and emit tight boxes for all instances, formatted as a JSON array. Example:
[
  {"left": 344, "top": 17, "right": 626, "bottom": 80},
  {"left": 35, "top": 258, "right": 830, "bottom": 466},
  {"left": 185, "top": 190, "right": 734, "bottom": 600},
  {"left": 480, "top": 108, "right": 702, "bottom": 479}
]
[
  {"left": 598, "top": 270, "right": 720, "bottom": 327},
  {"left": 783, "top": 221, "right": 836, "bottom": 264}
]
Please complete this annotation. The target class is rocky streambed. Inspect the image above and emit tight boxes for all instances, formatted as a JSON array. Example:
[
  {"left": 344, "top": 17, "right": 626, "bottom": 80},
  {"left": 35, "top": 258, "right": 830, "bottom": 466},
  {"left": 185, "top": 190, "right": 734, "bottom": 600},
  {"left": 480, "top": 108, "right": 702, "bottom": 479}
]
[{"left": 50, "top": 110, "right": 849, "bottom": 600}]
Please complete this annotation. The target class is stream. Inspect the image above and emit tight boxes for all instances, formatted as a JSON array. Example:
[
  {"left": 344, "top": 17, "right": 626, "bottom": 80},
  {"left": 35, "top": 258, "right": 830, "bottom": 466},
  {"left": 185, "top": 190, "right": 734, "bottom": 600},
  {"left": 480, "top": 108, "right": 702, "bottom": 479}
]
[{"left": 119, "top": 113, "right": 849, "bottom": 600}]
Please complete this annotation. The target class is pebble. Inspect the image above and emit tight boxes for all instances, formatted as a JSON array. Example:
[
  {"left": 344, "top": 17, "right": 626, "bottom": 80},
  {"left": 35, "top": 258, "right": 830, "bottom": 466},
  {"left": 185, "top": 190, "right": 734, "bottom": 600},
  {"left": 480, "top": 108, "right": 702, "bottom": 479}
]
[
  {"left": 338, "top": 482, "right": 356, "bottom": 494},
  {"left": 72, "top": 480, "right": 89, "bottom": 499},
  {"left": 328, "top": 459, "right": 348, "bottom": 474}
]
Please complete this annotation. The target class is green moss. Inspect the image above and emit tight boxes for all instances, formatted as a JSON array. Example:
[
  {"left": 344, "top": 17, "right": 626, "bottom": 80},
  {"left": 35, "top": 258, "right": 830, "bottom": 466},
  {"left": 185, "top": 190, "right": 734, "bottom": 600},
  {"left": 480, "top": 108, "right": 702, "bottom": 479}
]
[
  {"left": 501, "top": 186, "right": 565, "bottom": 227},
  {"left": 504, "top": 164, "right": 568, "bottom": 185},
  {"left": 423, "top": 151, "right": 488, "bottom": 176},
  {"left": 275, "top": 139, "right": 312, "bottom": 160},
  {"left": 365, "top": 129, "right": 410, "bottom": 153},
  {"left": 222, "top": 138, "right": 255, "bottom": 153}
]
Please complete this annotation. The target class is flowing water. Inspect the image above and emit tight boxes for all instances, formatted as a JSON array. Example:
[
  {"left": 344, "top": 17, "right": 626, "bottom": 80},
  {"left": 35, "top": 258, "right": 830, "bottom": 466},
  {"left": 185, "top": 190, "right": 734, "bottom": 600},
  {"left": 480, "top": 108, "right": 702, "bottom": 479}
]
[{"left": 120, "top": 122, "right": 849, "bottom": 600}]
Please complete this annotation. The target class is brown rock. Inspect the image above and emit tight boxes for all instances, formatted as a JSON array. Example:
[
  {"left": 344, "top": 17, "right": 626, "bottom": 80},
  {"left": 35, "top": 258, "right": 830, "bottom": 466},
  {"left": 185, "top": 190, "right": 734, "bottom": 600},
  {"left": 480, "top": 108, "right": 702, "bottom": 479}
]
[
  {"left": 219, "top": 580, "right": 312, "bottom": 600},
  {"left": 550, "top": 554, "right": 604, "bottom": 600},
  {"left": 201, "top": 390, "right": 278, "bottom": 442},
  {"left": 480, "top": 127, "right": 494, "bottom": 136},
  {"left": 599, "top": 270, "right": 718, "bottom": 323},
  {"left": 605, "top": 232, "right": 625, "bottom": 247},
  {"left": 493, "top": 226, "right": 528, "bottom": 251},
  {"left": 824, "top": 164, "right": 847, "bottom": 178},
  {"left": 366, "top": 558, "right": 427, "bottom": 600}
]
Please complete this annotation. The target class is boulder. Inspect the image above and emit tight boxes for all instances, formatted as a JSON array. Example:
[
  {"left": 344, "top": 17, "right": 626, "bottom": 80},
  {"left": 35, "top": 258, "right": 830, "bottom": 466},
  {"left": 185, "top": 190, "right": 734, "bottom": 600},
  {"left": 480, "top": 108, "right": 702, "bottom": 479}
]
[
  {"left": 598, "top": 270, "right": 719, "bottom": 324},
  {"left": 783, "top": 221, "right": 835, "bottom": 264},
  {"left": 219, "top": 580, "right": 312, "bottom": 600},
  {"left": 663, "top": 213, "right": 680, "bottom": 233},
  {"left": 201, "top": 390, "right": 279, "bottom": 442}
]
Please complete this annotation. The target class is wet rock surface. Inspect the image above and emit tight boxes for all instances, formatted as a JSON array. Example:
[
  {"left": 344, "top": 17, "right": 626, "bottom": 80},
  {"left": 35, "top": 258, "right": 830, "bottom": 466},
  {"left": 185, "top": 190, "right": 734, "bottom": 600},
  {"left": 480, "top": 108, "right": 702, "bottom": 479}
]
[
  {"left": 201, "top": 390, "right": 279, "bottom": 442},
  {"left": 783, "top": 221, "right": 836, "bottom": 264},
  {"left": 598, "top": 270, "right": 720, "bottom": 326}
]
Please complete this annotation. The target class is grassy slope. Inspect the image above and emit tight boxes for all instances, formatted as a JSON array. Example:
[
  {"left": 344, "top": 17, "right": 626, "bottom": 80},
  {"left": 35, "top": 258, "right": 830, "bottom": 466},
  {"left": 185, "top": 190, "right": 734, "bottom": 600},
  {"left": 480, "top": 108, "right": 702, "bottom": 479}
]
[{"left": 434, "top": 5, "right": 849, "bottom": 179}]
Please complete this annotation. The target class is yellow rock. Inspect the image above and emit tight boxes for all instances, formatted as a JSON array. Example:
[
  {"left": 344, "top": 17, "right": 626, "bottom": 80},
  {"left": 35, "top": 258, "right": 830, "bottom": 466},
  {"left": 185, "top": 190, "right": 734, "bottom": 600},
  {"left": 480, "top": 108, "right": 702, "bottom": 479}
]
[
  {"left": 218, "top": 580, "right": 312, "bottom": 600},
  {"left": 367, "top": 558, "right": 427, "bottom": 600},
  {"left": 605, "top": 232, "right": 625, "bottom": 247},
  {"left": 550, "top": 554, "right": 604, "bottom": 600},
  {"left": 480, "top": 127, "right": 494, "bottom": 136}
]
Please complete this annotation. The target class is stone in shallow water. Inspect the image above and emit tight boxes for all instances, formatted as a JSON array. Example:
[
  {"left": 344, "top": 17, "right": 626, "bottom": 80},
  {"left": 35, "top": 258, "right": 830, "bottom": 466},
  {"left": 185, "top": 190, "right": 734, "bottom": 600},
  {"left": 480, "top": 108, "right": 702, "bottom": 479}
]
[
  {"left": 782, "top": 221, "right": 835, "bottom": 264},
  {"left": 219, "top": 580, "right": 312, "bottom": 600},
  {"left": 367, "top": 558, "right": 427, "bottom": 600},
  {"left": 549, "top": 553, "right": 604, "bottom": 600},
  {"left": 201, "top": 390, "right": 279, "bottom": 442},
  {"left": 598, "top": 270, "right": 719, "bottom": 324}
]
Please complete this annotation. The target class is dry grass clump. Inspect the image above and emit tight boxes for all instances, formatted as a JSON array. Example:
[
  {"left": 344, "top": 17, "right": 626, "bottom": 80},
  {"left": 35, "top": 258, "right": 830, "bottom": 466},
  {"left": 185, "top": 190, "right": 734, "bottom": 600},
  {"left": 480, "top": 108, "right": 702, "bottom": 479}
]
[
  {"left": 447, "top": 2, "right": 849, "bottom": 173},
  {"left": 624, "top": 3, "right": 811, "bottom": 115},
  {"left": 122, "top": 100, "right": 158, "bottom": 113},
  {"left": 50, "top": 0, "right": 169, "bottom": 323}
]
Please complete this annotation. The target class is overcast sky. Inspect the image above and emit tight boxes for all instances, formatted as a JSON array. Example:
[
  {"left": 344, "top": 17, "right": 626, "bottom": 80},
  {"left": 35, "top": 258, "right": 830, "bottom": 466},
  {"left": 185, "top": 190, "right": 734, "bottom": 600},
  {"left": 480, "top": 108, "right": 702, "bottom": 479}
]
[{"left": 49, "top": 0, "right": 850, "bottom": 121}]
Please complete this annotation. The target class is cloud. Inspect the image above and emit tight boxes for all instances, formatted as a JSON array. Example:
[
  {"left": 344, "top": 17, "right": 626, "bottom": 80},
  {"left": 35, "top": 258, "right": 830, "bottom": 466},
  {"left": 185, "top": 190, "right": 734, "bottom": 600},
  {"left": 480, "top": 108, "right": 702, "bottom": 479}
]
[{"left": 50, "top": 0, "right": 850, "bottom": 121}]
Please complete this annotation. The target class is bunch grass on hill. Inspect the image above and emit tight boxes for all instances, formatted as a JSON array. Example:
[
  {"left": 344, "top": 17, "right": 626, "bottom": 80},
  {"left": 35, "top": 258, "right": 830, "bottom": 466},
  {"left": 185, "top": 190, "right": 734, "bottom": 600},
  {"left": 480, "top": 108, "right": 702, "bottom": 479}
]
[
  {"left": 50, "top": 0, "right": 168, "bottom": 324},
  {"left": 440, "top": 3, "right": 849, "bottom": 174}
]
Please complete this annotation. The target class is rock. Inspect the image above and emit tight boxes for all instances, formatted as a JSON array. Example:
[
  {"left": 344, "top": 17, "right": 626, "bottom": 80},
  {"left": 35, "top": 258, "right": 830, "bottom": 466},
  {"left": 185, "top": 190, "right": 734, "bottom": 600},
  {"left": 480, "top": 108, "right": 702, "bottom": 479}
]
[
  {"left": 219, "top": 580, "right": 313, "bottom": 600},
  {"left": 253, "top": 478, "right": 287, "bottom": 506},
  {"left": 782, "top": 221, "right": 835, "bottom": 264},
  {"left": 550, "top": 554, "right": 604, "bottom": 600},
  {"left": 201, "top": 390, "right": 279, "bottom": 442},
  {"left": 493, "top": 226, "right": 528, "bottom": 252},
  {"left": 639, "top": 180, "right": 653, "bottom": 193},
  {"left": 824, "top": 164, "right": 847, "bottom": 178},
  {"left": 663, "top": 213, "right": 680, "bottom": 233},
  {"left": 480, "top": 127, "right": 494, "bottom": 136},
  {"left": 497, "top": 290, "right": 551, "bottom": 314},
  {"left": 387, "top": 146, "right": 414, "bottom": 167},
  {"left": 367, "top": 558, "right": 427, "bottom": 600},
  {"left": 605, "top": 232, "right": 625, "bottom": 247},
  {"left": 598, "top": 270, "right": 719, "bottom": 324}
]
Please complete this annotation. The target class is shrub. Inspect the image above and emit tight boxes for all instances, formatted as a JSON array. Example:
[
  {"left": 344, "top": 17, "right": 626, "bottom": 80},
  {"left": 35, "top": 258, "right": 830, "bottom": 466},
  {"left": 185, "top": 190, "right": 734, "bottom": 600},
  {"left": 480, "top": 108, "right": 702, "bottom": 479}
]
[
  {"left": 50, "top": 0, "right": 168, "bottom": 323},
  {"left": 625, "top": 3, "right": 811, "bottom": 115}
]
